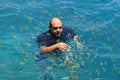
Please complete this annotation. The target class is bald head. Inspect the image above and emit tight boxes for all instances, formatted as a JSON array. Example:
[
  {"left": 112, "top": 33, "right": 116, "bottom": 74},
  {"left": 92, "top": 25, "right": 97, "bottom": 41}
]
[{"left": 50, "top": 17, "right": 62, "bottom": 27}]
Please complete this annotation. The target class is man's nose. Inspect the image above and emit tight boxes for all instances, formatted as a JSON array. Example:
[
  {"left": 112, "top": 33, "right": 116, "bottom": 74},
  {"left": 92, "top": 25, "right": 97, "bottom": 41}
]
[{"left": 56, "top": 28, "right": 60, "bottom": 31}]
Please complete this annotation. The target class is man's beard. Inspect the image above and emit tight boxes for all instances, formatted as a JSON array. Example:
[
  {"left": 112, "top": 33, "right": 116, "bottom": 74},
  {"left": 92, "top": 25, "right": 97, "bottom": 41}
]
[{"left": 55, "top": 32, "right": 61, "bottom": 37}]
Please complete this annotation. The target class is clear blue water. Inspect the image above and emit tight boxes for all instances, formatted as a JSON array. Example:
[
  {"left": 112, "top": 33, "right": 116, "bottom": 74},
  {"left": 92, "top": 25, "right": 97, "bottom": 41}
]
[{"left": 0, "top": 0, "right": 120, "bottom": 80}]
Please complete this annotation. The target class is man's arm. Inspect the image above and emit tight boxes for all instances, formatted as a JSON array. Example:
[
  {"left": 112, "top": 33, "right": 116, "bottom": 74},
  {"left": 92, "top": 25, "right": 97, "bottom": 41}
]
[
  {"left": 74, "top": 35, "right": 83, "bottom": 48},
  {"left": 40, "top": 42, "right": 70, "bottom": 53}
]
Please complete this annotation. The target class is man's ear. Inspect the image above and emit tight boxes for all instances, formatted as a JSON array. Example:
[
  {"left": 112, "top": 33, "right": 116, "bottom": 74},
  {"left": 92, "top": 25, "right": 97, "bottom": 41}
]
[
  {"left": 48, "top": 25, "right": 50, "bottom": 28},
  {"left": 49, "top": 19, "right": 52, "bottom": 28}
]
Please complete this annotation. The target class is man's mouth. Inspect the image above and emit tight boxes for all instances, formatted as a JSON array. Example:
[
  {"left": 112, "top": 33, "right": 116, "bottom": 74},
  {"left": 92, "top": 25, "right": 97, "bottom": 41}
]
[{"left": 56, "top": 32, "right": 61, "bottom": 36}]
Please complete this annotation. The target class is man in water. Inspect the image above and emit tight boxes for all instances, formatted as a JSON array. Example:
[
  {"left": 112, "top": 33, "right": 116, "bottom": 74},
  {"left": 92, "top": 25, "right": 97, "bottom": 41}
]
[
  {"left": 37, "top": 17, "right": 83, "bottom": 80},
  {"left": 37, "top": 17, "right": 83, "bottom": 54}
]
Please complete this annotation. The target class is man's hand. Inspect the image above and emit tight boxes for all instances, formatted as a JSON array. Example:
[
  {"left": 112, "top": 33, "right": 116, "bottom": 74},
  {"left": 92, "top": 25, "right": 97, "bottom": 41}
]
[
  {"left": 56, "top": 42, "right": 70, "bottom": 51},
  {"left": 74, "top": 35, "right": 83, "bottom": 49},
  {"left": 40, "top": 42, "right": 70, "bottom": 52},
  {"left": 76, "top": 41, "right": 83, "bottom": 48}
]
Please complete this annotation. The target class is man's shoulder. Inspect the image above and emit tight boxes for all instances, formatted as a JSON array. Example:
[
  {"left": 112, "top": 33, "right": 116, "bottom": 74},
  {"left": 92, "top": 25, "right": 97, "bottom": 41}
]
[
  {"left": 63, "top": 27, "right": 74, "bottom": 33},
  {"left": 37, "top": 30, "right": 50, "bottom": 43},
  {"left": 62, "top": 26, "right": 76, "bottom": 38},
  {"left": 63, "top": 27, "right": 73, "bottom": 31},
  {"left": 38, "top": 30, "right": 49, "bottom": 38}
]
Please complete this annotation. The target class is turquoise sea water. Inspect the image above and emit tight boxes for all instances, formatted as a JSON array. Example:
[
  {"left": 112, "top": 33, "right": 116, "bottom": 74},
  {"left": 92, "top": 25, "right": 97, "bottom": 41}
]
[{"left": 0, "top": 0, "right": 120, "bottom": 80}]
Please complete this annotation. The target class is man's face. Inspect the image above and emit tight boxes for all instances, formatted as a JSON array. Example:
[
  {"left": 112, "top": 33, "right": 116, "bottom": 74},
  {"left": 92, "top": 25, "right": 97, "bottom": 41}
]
[
  {"left": 50, "top": 25, "right": 63, "bottom": 37},
  {"left": 50, "top": 18, "right": 63, "bottom": 37}
]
